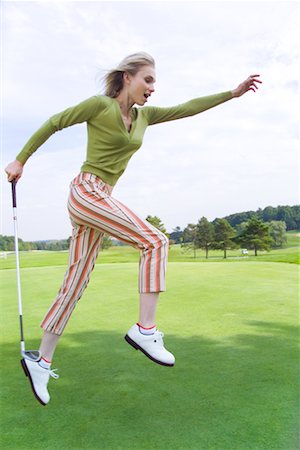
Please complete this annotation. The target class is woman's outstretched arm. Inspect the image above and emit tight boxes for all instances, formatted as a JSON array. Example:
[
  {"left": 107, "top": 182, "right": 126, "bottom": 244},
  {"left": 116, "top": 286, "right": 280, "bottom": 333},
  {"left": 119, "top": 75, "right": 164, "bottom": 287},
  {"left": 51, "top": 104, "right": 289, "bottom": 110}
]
[{"left": 143, "top": 74, "right": 262, "bottom": 125}]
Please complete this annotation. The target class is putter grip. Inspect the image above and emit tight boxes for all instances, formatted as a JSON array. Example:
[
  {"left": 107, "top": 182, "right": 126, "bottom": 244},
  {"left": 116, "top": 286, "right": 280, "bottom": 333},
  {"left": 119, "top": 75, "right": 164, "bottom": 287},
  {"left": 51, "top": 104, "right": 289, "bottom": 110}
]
[{"left": 11, "top": 180, "right": 17, "bottom": 208}]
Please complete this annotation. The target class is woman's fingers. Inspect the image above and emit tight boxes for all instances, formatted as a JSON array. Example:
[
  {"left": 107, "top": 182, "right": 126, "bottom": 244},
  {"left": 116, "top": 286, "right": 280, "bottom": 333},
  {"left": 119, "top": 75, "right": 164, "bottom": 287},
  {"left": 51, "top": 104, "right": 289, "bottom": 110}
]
[
  {"left": 247, "top": 75, "right": 262, "bottom": 93},
  {"left": 250, "top": 74, "right": 262, "bottom": 81}
]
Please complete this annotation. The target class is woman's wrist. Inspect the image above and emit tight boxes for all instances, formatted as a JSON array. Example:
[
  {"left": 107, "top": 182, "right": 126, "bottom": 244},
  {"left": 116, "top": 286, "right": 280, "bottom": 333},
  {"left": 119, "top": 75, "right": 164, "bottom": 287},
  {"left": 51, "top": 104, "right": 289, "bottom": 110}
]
[{"left": 15, "top": 157, "right": 25, "bottom": 167}]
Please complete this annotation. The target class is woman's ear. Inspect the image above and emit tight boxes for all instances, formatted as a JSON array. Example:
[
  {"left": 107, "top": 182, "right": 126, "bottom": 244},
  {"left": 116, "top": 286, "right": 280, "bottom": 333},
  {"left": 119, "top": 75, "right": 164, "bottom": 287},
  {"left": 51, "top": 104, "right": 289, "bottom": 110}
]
[{"left": 123, "top": 71, "right": 132, "bottom": 85}]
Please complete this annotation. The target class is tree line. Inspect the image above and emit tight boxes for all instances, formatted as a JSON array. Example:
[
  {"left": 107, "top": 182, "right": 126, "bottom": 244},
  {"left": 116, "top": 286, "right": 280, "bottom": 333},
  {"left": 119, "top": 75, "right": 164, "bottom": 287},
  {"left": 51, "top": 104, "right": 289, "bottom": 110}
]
[
  {"left": 1, "top": 205, "right": 298, "bottom": 254},
  {"left": 0, "top": 235, "right": 112, "bottom": 252},
  {"left": 223, "top": 205, "right": 299, "bottom": 231},
  {"left": 173, "top": 216, "right": 286, "bottom": 258},
  {"left": 166, "top": 205, "right": 299, "bottom": 258}
]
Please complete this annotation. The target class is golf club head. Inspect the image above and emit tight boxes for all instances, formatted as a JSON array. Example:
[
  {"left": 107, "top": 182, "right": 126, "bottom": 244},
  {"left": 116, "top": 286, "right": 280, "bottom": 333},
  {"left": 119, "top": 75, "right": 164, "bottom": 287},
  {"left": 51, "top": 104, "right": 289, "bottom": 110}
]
[{"left": 22, "top": 350, "right": 41, "bottom": 362}]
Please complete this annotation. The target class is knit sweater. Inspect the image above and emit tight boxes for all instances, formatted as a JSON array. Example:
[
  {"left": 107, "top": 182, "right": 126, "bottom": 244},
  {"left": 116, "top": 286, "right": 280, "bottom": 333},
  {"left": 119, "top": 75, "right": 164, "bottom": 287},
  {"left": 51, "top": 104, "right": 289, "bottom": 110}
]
[{"left": 16, "top": 91, "right": 232, "bottom": 186}]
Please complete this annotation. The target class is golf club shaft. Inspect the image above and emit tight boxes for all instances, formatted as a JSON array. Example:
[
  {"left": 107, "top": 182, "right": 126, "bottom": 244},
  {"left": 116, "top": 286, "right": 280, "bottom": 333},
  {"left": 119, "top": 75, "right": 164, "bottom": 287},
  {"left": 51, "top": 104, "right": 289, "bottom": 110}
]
[{"left": 11, "top": 181, "right": 25, "bottom": 354}]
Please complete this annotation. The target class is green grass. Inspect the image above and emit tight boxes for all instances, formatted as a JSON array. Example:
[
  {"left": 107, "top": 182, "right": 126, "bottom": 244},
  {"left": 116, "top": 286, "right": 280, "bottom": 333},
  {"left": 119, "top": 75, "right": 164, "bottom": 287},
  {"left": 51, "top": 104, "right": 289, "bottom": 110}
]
[
  {"left": 1, "top": 260, "right": 299, "bottom": 449},
  {"left": 285, "top": 231, "right": 300, "bottom": 247}
]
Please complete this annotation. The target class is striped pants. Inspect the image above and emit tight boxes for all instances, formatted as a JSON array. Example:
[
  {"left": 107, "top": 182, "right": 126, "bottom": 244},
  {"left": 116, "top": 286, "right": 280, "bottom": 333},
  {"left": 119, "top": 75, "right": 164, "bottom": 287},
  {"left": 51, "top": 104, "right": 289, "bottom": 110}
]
[{"left": 41, "top": 173, "right": 169, "bottom": 335}]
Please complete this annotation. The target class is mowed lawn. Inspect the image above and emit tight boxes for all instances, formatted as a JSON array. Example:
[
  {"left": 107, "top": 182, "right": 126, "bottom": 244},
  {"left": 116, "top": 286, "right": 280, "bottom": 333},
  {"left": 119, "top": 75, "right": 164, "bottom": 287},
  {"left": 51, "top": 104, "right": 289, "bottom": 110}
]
[{"left": 1, "top": 259, "right": 299, "bottom": 449}]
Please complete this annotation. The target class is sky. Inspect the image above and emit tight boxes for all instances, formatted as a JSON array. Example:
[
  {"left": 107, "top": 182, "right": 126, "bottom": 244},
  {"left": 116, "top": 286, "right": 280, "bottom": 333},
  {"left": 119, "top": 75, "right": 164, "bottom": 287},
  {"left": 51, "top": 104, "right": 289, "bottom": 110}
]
[{"left": 1, "top": 0, "right": 299, "bottom": 241}]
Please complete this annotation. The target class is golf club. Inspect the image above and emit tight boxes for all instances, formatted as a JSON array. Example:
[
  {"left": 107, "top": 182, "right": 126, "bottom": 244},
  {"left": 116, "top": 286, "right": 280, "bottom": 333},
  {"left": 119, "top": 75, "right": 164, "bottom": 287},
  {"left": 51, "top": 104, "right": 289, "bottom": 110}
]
[{"left": 11, "top": 180, "right": 40, "bottom": 362}]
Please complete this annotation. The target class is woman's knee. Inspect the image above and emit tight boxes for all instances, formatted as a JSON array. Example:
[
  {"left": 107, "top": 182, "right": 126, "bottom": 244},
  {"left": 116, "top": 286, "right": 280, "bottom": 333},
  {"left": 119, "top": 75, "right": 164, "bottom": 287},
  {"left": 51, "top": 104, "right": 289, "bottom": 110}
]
[{"left": 141, "top": 229, "right": 169, "bottom": 252}]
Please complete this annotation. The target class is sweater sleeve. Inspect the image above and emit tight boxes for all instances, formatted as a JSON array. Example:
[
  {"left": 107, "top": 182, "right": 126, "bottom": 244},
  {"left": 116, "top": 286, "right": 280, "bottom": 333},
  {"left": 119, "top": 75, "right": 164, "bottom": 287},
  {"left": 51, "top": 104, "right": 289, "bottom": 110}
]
[
  {"left": 16, "top": 96, "right": 104, "bottom": 164},
  {"left": 142, "top": 91, "right": 233, "bottom": 125}
]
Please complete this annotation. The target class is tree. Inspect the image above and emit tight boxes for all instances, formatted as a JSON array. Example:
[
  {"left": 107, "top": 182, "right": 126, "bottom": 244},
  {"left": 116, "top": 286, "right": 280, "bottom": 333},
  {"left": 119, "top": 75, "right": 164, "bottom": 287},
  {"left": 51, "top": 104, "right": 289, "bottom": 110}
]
[
  {"left": 197, "top": 217, "right": 215, "bottom": 259},
  {"left": 223, "top": 210, "right": 255, "bottom": 228},
  {"left": 276, "top": 206, "right": 298, "bottom": 230},
  {"left": 0, "top": 235, "right": 24, "bottom": 251},
  {"left": 101, "top": 235, "right": 113, "bottom": 250},
  {"left": 169, "top": 226, "right": 183, "bottom": 244},
  {"left": 268, "top": 221, "right": 287, "bottom": 248},
  {"left": 213, "top": 218, "right": 237, "bottom": 259},
  {"left": 145, "top": 215, "right": 168, "bottom": 236},
  {"left": 181, "top": 223, "right": 198, "bottom": 258},
  {"left": 262, "top": 206, "right": 278, "bottom": 222},
  {"left": 235, "top": 221, "right": 248, "bottom": 236},
  {"left": 237, "top": 216, "right": 273, "bottom": 256}
]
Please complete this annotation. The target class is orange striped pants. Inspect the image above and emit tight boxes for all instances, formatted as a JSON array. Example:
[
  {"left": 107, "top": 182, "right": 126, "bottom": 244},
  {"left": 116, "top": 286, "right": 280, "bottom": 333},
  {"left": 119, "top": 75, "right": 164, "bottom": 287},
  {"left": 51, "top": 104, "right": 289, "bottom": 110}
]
[{"left": 41, "top": 173, "right": 169, "bottom": 335}]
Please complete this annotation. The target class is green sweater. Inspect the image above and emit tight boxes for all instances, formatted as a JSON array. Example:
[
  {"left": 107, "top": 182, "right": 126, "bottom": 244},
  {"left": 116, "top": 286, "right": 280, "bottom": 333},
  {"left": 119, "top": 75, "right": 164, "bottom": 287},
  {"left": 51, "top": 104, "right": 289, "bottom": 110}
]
[{"left": 16, "top": 91, "right": 232, "bottom": 186}]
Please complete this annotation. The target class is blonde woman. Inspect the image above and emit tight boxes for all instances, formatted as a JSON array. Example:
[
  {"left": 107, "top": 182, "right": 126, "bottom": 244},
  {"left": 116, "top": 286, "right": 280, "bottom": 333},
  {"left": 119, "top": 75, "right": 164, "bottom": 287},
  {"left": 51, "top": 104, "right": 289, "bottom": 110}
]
[{"left": 5, "top": 52, "right": 261, "bottom": 405}]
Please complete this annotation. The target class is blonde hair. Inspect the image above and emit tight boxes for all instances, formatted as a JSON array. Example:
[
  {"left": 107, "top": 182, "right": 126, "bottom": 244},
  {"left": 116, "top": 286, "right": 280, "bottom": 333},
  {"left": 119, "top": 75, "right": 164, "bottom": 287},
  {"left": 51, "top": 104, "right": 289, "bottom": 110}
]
[{"left": 104, "top": 52, "right": 155, "bottom": 98}]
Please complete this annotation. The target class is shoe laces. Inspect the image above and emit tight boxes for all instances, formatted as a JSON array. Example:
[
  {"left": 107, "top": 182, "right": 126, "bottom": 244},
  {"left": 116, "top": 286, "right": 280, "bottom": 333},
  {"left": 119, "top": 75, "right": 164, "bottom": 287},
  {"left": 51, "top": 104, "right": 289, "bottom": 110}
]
[
  {"left": 154, "top": 330, "right": 164, "bottom": 342},
  {"left": 48, "top": 368, "right": 59, "bottom": 379}
]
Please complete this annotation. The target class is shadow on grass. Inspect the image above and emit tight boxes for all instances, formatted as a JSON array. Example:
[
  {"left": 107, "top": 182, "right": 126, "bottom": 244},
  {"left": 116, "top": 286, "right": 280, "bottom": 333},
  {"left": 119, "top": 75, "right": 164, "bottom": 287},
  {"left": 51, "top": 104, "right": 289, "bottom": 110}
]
[{"left": 1, "top": 321, "right": 299, "bottom": 450}]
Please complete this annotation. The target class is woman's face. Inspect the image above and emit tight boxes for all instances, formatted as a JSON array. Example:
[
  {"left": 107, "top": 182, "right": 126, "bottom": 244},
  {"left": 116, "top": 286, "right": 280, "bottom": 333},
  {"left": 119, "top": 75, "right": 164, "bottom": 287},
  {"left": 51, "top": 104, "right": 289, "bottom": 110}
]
[{"left": 126, "top": 65, "right": 156, "bottom": 106}]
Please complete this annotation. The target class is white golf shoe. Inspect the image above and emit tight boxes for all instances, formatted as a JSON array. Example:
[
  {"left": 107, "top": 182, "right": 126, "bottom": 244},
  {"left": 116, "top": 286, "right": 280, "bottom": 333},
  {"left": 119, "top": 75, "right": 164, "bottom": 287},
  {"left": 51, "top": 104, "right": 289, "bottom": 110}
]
[
  {"left": 21, "top": 358, "right": 59, "bottom": 406},
  {"left": 125, "top": 324, "right": 175, "bottom": 367}
]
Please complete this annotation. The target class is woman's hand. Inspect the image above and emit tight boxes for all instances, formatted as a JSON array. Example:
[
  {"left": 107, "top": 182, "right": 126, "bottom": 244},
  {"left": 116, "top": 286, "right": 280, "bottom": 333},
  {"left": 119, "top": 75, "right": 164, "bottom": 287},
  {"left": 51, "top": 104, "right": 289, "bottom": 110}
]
[
  {"left": 5, "top": 160, "right": 24, "bottom": 182},
  {"left": 231, "top": 75, "right": 262, "bottom": 98}
]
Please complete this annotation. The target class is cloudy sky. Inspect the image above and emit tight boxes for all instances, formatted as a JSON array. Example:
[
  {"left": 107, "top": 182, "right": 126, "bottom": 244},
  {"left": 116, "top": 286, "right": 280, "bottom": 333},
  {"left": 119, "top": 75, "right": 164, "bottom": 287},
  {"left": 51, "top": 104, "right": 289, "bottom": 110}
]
[{"left": 1, "top": 0, "right": 299, "bottom": 241}]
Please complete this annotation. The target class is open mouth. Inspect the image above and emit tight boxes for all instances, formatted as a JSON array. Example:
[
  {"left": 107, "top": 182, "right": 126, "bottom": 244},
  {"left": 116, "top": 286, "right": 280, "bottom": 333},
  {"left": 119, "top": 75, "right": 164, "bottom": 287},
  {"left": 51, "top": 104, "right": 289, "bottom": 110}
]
[{"left": 144, "top": 93, "right": 150, "bottom": 99}]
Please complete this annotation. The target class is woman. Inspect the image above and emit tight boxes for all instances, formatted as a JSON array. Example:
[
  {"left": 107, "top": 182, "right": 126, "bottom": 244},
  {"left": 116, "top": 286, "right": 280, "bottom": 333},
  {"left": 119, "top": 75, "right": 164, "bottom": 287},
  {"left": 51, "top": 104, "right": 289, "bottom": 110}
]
[{"left": 5, "top": 52, "right": 261, "bottom": 406}]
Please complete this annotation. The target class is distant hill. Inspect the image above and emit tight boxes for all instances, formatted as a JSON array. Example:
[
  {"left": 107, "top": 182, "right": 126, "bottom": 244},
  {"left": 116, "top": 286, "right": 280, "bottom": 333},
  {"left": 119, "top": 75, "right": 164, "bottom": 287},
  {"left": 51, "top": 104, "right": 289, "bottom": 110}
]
[{"left": 222, "top": 205, "right": 299, "bottom": 231}]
